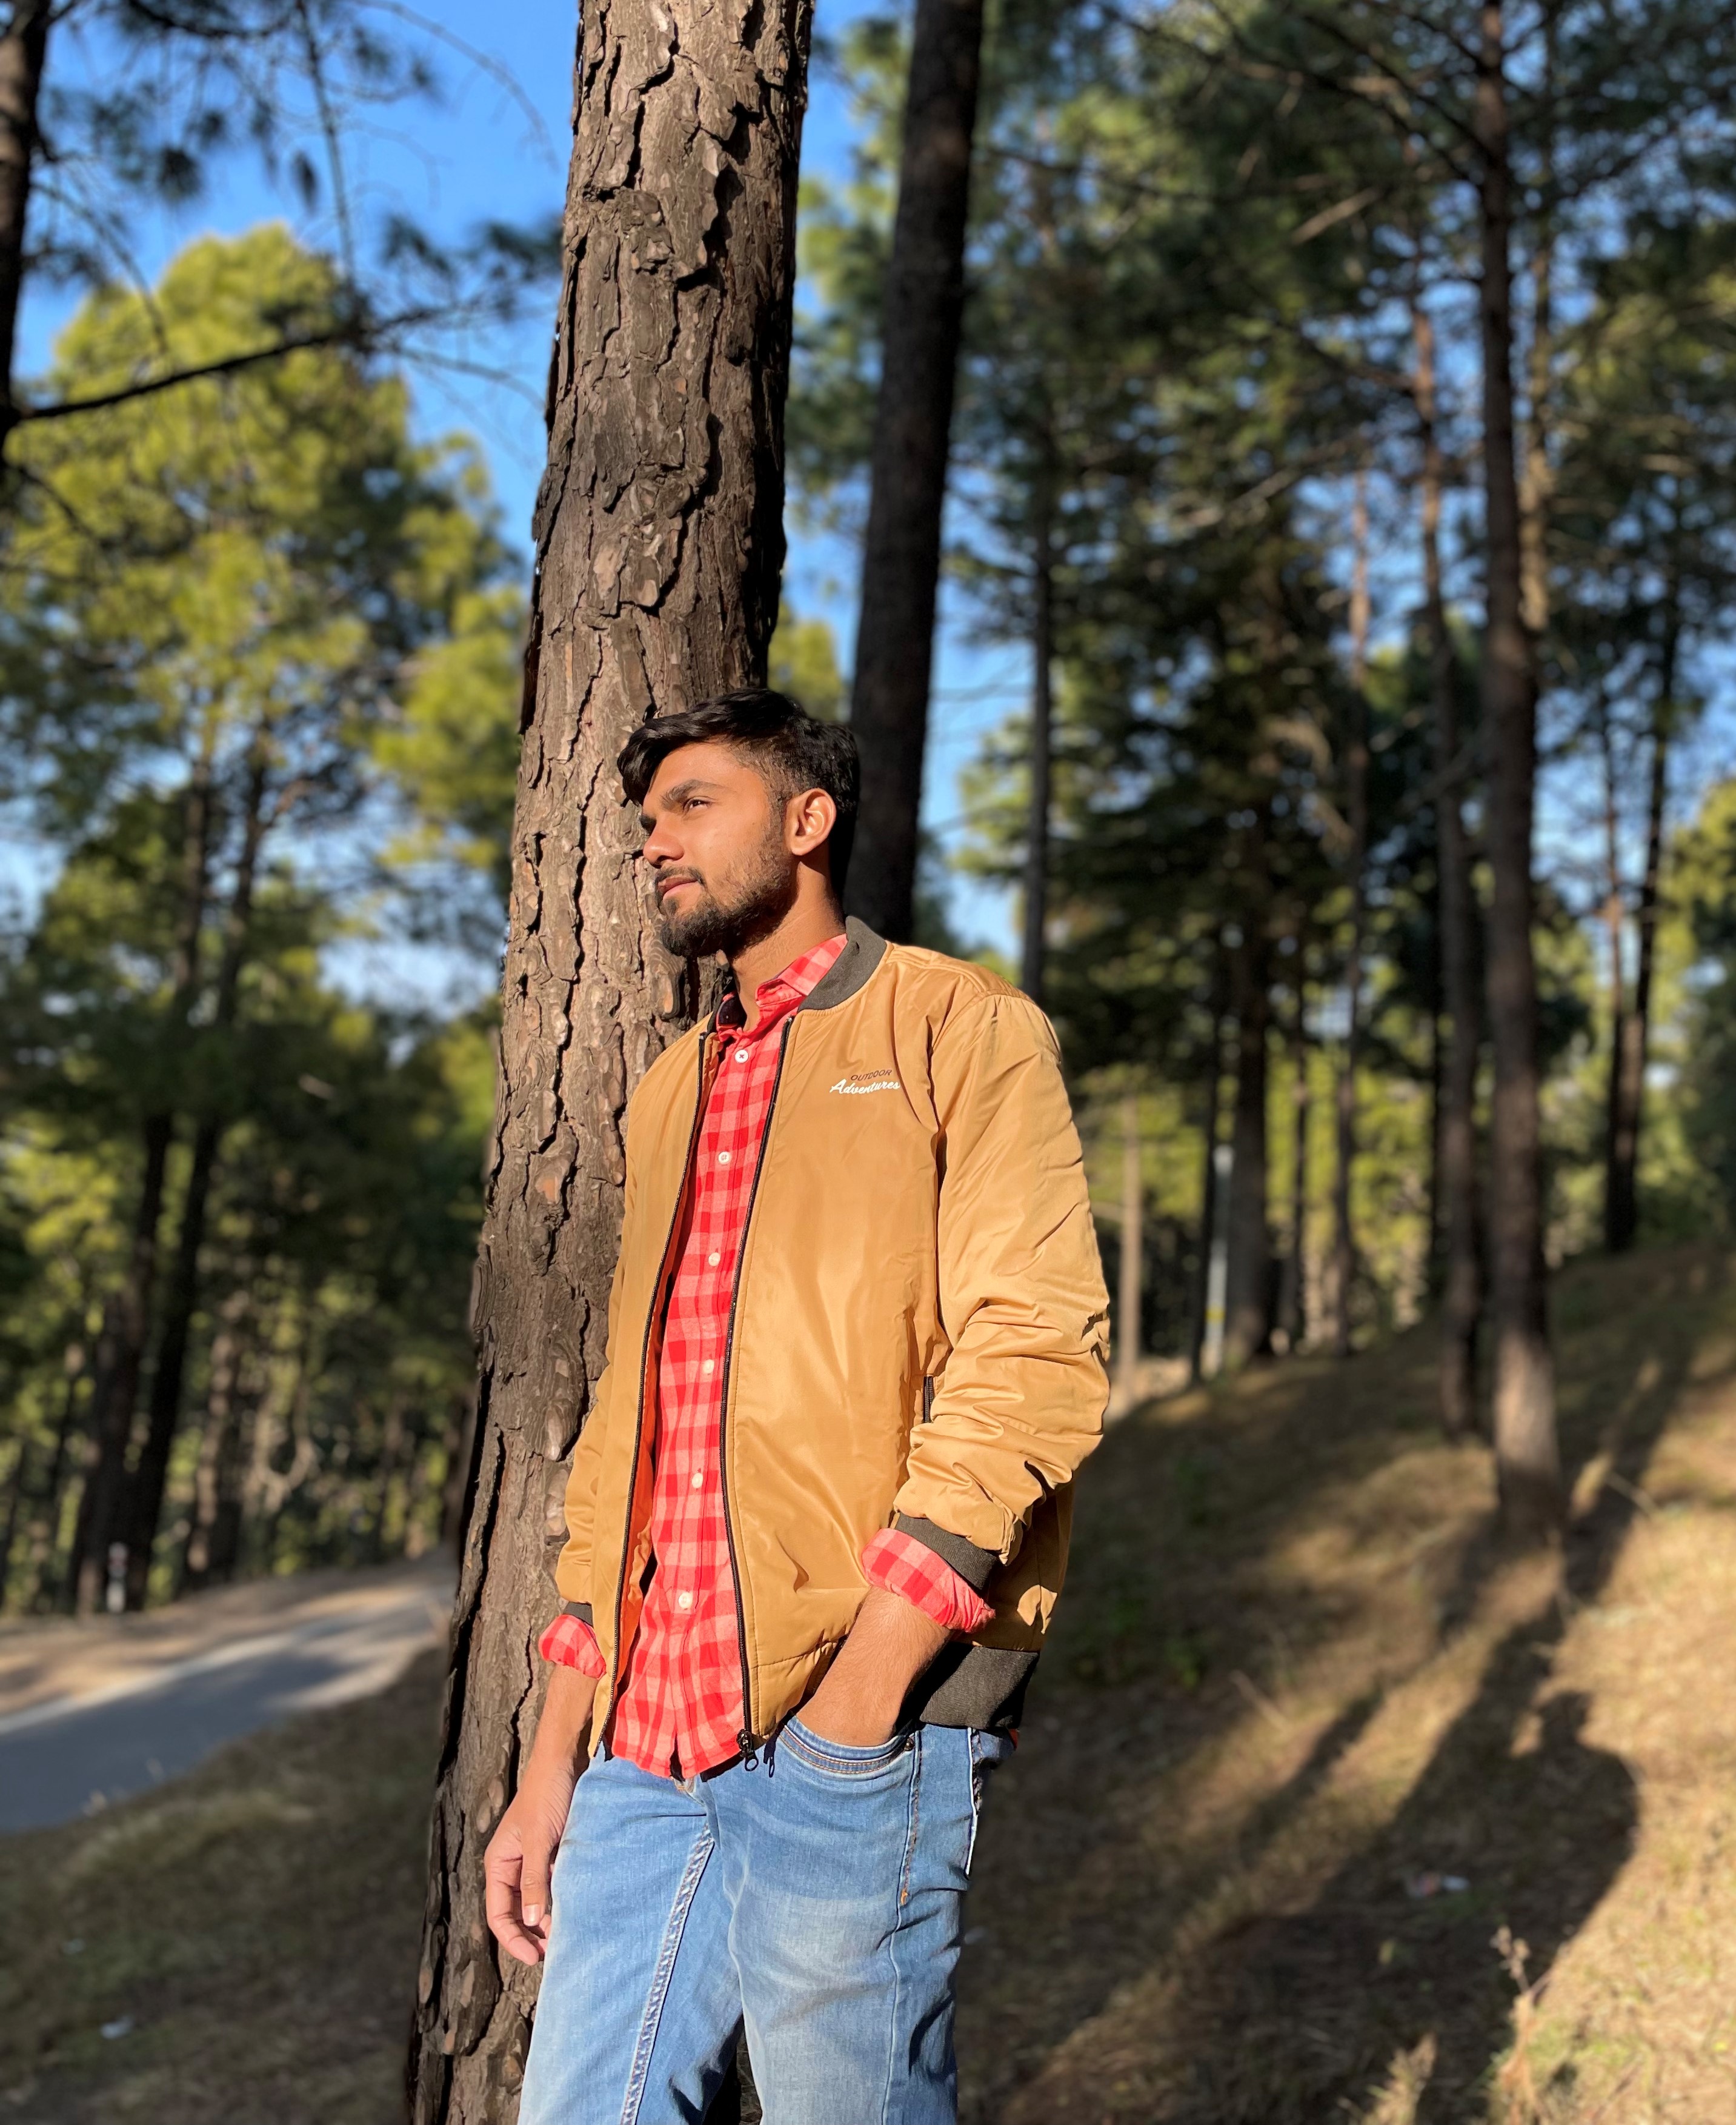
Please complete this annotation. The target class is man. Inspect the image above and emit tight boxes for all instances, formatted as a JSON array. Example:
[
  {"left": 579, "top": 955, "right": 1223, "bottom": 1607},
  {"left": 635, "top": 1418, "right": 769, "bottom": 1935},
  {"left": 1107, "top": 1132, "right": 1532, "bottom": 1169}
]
[{"left": 487, "top": 689, "right": 1109, "bottom": 2124}]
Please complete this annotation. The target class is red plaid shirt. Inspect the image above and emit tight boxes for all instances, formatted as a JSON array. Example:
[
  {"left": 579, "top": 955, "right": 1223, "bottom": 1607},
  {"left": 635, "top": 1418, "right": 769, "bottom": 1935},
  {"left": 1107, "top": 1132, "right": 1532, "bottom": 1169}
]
[{"left": 539, "top": 932, "right": 991, "bottom": 1778}]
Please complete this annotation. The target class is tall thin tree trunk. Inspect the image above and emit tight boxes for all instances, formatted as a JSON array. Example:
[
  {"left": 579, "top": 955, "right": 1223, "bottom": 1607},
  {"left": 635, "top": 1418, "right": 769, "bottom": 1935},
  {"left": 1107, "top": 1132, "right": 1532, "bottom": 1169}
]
[
  {"left": 1595, "top": 685, "right": 1629, "bottom": 1256},
  {"left": 69, "top": 1117, "right": 173, "bottom": 1612},
  {"left": 1223, "top": 890, "right": 1272, "bottom": 1372},
  {"left": 0, "top": 1435, "right": 29, "bottom": 1603},
  {"left": 1115, "top": 1090, "right": 1143, "bottom": 1405},
  {"left": 1188, "top": 952, "right": 1228, "bottom": 1383},
  {"left": 407, "top": 6, "right": 813, "bottom": 2117},
  {"left": 0, "top": 0, "right": 50, "bottom": 444},
  {"left": 1424, "top": 910, "right": 1443, "bottom": 1290},
  {"left": 1606, "top": 611, "right": 1676, "bottom": 1253},
  {"left": 1277, "top": 973, "right": 1310, "bottom": 1352},
  {"left": 847, "top": 0, "right": 986, "bottom": 940},
  {"left": 1474, "top": 2, "right": 1559, "bottom": 1535},
  {"left": 123, "top": 742, "right": 268, "bottom": 1608},
  {"left": 1331, "top": 472, "right": 1371, "bottom": 1359},
  {"left": 1517, "top": 13, "right": 1555, "bottom": 646},
  {"left": 1415, "top": 293, "right": 1482, "bottom": 1438},
  {"left": 1020, "top": 486, "right": 1055, "bottom": 1005},
  {"left": 440, "top": 1386, "right": 479, "bottom": 1556},
  {"left": 68, "top": 744, "right": 216, "bottom": 1609},
  {"left": 28, "top": 1336, "right": 87, "bottom": 1606},
  {"left": 368, "top": 1395, "right": 410, "bottom": 1563},
  {"left": 181, "top": 1285, "right": 251, "bottom": 1592}
]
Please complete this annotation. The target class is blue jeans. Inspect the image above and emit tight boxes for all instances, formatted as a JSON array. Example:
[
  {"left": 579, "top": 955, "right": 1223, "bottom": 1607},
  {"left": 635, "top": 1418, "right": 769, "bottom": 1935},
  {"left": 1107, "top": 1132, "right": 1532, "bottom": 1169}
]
[{"left": 518, "top": 1718, "right": 1012, "bottom": 2125}]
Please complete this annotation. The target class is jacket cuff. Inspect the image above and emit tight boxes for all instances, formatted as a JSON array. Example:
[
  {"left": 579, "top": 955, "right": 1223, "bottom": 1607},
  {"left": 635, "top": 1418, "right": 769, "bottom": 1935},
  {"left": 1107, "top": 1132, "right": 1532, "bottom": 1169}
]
[
  {"left": 891, "top": 1512, "right": 1001, "bottom": 1593},
  {"left": 538, "top": 1606, "right": 605, "bottom": 1676},
  {"left": 863, "top": 1528, "right": 994, "bottom": 1634}
]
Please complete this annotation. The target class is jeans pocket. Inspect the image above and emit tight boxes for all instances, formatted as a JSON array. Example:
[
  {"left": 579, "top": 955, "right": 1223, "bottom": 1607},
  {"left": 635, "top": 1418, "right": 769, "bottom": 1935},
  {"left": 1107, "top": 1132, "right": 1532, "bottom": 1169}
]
[{"left": 778, "top": 1715, "right": 913, "bottom": 1780}]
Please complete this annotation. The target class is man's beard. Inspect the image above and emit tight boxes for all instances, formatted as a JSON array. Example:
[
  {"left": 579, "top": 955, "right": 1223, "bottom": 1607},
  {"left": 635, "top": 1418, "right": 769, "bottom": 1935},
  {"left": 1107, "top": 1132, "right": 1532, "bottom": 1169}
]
[{"left": 656, "top": 831, "right": 796, "bottom": 961}]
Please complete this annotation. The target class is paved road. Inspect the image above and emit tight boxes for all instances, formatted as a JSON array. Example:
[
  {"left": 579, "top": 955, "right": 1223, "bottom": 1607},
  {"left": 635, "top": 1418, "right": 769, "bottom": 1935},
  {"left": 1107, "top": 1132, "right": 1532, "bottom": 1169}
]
[{"left": 0, "top": 1561, "right": 453, "bottom": 1833}]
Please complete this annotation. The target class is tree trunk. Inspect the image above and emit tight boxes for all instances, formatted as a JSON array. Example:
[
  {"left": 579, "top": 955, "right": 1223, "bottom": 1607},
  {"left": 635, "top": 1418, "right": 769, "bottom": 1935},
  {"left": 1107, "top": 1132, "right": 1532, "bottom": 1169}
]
[
  {"left": 181, "top": 1286, "right": 251, "bottom": 1592},
  {"left": 1189, "top": 944, "right": 1228, "bottom": 1382},
  {"left": 0, "top": 0, "right": 50, "bottom": 443},
  {"left": 1276, "top": 975, "right": 1309, "bottom": 1352},
  {"left": 68, "top": 1116, "right": 173, "bottom": 1612},
  {"left": 406, "top": 5, "right": 813, "bottom": 2117},
  {"left": 368, "top": 1395, "right": 411, "bottom": 1563},
  {"left": 441, "top": 1386, "right": 480, "bottom": 1555},
  {"left": 1222, "top": 911, "right": 1272, "bottom": 1372},
  {"left": 0, "top": 1435, "right": 29, "bottom": 1604},
  {"left": 1114, "top": 1090, "right": 1142, "bottom": 1404},
  {"left": 28, "top": 1336, "right": 87, "bottom": 1607},
  {"left": 1020, "top": 489, "right": 1055, "bottom": 1005},
  {"left": 1424, "top": 918, "right": 1443, "bottom": 1290},
  {"left": 1595, "top": 685, "right": 1629, "bottom": 1256},
  {"left": 1516, "top": 12, "right": 1555, "bottom": 646},
  {"left": 1474, "top": 3, "right": 1559, "bottom": 1535},
  {"left": 68, "top": 745, "right": 216, "bottom": 1610},
  {"left": 122, "top": 742, "right": 268, "bottom": 1608},
  {"left": 846, "top": 0, "right": 986, "bottom": 941},
  {"left": 1414, "top": 293, "right": 1482, "bottom": 1438},
  {"left": 1605, "top": 615, "right": 1675, "bottom": 1254},
  {"left": 1330, "top": 472, "right": 1371, "bottom": 1359}
]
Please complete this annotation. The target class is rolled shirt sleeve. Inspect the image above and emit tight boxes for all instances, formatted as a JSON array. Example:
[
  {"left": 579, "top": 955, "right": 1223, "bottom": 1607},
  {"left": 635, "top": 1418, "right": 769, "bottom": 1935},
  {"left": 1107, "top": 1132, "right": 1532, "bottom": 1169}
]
[
  {"left": 861, "top": 1526, "right": 993, "bottom": 1634},
  {"left": 537, "top": 1601, "right": 607, "bottom": 1678}
]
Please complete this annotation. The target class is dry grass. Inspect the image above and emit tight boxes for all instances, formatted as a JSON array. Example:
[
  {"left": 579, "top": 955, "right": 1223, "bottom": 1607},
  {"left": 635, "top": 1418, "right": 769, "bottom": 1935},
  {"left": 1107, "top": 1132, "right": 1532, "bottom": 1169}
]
[
  {"left": 4, "top": 1245, "right": 1733, "bottom": 2124},
  {"left": 956, "top": 1242, "right": 1736, "bottom": 2124},
  {"left": 0, "top": 1653, "right": 442, "bottom": 2124}
]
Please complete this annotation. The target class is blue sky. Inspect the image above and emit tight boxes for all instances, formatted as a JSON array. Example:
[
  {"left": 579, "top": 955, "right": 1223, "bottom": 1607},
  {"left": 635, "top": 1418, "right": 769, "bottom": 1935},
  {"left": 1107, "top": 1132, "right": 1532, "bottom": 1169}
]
[{"left": 16, "top": 0, "right": 1023, "bottom": 978}]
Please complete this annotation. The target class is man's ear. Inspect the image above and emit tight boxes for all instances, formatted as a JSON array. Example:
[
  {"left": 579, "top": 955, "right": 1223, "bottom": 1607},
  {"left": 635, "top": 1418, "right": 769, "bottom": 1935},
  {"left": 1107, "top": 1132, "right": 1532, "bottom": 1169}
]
[{"left": 787, "top": 786, "right": 839, "bottom": 859}]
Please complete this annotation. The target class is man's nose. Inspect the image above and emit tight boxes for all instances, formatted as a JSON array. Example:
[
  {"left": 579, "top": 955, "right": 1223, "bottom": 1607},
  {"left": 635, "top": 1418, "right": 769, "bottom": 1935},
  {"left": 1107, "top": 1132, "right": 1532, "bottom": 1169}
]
[{"left": 642, "top": 813, "right": 682, "bottom": 869}]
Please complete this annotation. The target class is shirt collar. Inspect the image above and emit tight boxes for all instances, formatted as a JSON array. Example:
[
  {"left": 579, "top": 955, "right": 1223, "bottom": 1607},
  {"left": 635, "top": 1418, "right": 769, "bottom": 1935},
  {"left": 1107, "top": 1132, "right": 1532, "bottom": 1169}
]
[{"left": 716, "top": 932, "right": 847, "bottom": 1033}]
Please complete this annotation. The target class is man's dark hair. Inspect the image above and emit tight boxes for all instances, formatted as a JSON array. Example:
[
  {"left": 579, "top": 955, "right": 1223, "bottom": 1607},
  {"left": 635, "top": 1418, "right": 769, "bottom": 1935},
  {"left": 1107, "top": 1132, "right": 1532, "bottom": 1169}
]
[{"left": 617, "top": 689, "right": 861, "bottom": 893}]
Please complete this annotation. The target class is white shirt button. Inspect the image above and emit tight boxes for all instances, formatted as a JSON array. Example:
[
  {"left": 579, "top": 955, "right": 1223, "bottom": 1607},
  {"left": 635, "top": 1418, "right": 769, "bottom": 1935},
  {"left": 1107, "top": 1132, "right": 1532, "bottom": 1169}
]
[
  {"left": 676, "top": 1590, "right": 694, "bottom": 1611},
  {"left": 717, "top": 1150, "right": 730, "bottom": 1166},
  {"left": 700, "top": 1358, "right": 714, "bottom": 1375},
  {"left": 707, "top": 1251, "right": 720, "bottom": 1267},
  {"left": 691, "top": 1468, "right": 705, "bottom": 1489},
  {"left": 736, "top": 1048, "right": 750, "bottom": 1062}
]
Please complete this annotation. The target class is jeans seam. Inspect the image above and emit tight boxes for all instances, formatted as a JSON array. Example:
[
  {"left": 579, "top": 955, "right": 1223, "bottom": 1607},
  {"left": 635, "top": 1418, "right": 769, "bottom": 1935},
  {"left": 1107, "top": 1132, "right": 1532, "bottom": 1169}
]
[
  {"left": 965, "top": 1731, "right": 985, "bottom": 1874},
  {"left": 880, "top": 1729, "right": 922, "bottom": 2124},
  {"left": 619, "top": 1824, "right": 714, "bottom": 2125},
  {"left": 897, "top": 1726, "right": 920, "bottom": 1907}
]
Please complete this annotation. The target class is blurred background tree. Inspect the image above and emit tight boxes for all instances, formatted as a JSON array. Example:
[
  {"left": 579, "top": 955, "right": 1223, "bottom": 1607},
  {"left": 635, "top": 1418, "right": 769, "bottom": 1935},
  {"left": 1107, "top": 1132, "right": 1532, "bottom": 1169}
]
[{"left": 0, "top": 225, "right": 520, "bottom": 1611}]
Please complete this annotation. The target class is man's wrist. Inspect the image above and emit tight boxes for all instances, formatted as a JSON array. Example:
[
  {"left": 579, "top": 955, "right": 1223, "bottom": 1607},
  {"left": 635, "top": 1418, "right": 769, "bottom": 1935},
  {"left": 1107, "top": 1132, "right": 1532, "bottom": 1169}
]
[
  {"left": 800, "top": 1587, "right": 950, "bottom": 1744},
  {"left": 528, "top": 1666, "right": 597, "bottom": 1782}
]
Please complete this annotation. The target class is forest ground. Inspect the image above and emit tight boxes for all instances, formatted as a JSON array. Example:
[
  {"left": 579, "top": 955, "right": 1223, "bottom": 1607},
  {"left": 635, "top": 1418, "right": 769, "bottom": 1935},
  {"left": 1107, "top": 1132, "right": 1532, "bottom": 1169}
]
[{"left": 2, "top": 1243, "right": 1732, "bottom": 2123}]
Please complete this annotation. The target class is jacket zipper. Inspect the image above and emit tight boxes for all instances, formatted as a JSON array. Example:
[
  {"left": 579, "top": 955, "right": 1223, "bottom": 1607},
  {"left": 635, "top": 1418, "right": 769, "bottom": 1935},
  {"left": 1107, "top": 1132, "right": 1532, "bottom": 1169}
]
[
  {"left": 610, "top": 1032, "right": 713, "bottom": 1708},
  {"left": 719, "top": 1014, "right": 794, "bottom": 1764}
]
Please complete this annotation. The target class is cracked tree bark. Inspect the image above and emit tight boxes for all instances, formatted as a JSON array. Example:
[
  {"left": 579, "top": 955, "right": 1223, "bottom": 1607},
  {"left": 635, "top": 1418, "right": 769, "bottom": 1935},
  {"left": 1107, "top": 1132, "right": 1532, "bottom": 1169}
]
[{"left": 405, "top": 4, "right": 813, "bottom": 2119}]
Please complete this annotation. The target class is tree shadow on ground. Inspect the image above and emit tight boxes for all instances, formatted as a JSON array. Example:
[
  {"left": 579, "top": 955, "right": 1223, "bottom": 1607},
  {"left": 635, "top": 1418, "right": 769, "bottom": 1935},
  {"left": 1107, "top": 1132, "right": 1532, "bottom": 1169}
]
[
  {"left": 1141, "top": 1266, "right": 1704, "bottom": 2124},
  {"left": 958, "top": 1246, "right": 1729, "bottom": 2124}
]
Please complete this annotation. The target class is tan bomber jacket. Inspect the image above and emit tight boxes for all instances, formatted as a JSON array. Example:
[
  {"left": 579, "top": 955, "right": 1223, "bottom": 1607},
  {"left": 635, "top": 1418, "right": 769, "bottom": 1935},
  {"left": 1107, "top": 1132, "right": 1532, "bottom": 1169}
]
[{"left": 554, "top": 918, "right": 1111, "bottom": 1754}]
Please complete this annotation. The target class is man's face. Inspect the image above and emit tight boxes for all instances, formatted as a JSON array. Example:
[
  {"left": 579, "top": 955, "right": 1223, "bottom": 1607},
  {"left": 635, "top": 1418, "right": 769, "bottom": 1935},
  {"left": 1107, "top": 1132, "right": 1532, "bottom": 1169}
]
[{"left": 639, "top": 741, "right": 798, "bottom": 959}]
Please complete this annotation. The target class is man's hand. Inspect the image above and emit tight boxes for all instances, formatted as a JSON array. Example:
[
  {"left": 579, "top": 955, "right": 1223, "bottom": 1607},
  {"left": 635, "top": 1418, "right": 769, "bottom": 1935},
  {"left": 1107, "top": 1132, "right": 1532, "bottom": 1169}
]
[
  {"left": 485, "top": 1663, "right": 597, "bottom": 1967},
  {"left": 797, "top": 1587, "right": 949, "bottom": 1747}
]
